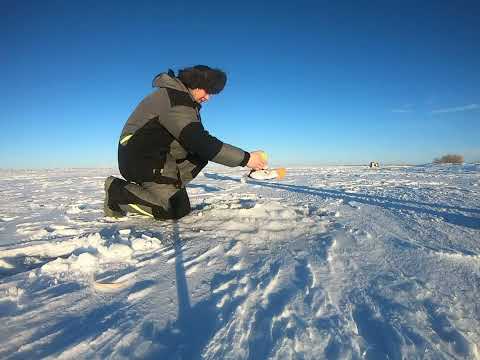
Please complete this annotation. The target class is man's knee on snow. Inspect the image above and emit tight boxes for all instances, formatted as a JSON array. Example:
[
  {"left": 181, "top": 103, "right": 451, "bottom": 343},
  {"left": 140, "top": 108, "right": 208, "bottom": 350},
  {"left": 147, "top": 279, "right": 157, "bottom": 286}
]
[
  {"left": 151, "top": 188, "right": 191, "bottom": 220},
  {"left": 171, "top": 188, "right": 191, "bottom": 219}
]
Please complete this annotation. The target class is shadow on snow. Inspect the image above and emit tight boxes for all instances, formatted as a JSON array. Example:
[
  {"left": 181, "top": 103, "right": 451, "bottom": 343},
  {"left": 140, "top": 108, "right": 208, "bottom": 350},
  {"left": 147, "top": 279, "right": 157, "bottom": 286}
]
[{"left": 143, "top": 222, "right": 221, "bottom": 360}]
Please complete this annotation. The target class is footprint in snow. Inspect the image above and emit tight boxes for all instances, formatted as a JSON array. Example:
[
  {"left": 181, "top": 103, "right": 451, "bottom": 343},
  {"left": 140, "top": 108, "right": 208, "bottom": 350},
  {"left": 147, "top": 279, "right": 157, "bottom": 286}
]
[{"left": 423, "top": 299, "right": 474, "bottom": 356}]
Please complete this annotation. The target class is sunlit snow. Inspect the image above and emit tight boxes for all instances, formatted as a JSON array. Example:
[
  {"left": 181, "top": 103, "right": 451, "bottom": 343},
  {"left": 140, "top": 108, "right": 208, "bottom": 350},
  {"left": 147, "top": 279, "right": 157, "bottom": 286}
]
[{"left": 0, "top": 164, "right": 479, "bottom": 359}]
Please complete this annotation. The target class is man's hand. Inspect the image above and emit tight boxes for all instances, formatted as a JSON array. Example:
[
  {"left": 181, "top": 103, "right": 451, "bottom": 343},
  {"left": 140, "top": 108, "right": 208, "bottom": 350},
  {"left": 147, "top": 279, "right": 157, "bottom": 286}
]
[{"left": 247, "top": 151, "right": 267, "bottom": 170}]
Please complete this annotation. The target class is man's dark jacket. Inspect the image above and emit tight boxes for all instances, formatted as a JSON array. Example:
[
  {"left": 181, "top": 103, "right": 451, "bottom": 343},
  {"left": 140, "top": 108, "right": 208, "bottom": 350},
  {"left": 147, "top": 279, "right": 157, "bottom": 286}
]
[{"left": 118, "top": 71, "right": 250, "bottom": 186}]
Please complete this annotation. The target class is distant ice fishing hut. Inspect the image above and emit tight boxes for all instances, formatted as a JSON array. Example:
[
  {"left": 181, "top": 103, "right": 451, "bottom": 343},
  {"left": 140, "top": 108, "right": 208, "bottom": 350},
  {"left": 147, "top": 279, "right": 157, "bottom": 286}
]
[{"left": 369, "top": 161, "right": 380, "bottom": 169}]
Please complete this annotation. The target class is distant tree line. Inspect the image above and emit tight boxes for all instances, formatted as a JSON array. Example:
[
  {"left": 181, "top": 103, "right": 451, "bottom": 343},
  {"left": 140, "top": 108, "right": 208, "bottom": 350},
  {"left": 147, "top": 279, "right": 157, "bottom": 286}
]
[{"left": 433, "top": 154, "right": 464, "bottom": 164}]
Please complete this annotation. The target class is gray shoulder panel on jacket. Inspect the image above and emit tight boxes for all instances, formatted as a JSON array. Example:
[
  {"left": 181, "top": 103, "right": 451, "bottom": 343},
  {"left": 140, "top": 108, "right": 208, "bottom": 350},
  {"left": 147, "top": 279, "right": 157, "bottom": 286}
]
[{"left": 120, "top": 90, "right": 170, "bottom": 138}]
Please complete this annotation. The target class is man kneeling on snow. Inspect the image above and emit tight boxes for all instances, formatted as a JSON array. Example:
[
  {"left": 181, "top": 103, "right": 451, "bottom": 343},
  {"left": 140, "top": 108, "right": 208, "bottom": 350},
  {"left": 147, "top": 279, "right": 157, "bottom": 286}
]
[{"left": 104, "top": 65, "right": 266, "bottom": 219}]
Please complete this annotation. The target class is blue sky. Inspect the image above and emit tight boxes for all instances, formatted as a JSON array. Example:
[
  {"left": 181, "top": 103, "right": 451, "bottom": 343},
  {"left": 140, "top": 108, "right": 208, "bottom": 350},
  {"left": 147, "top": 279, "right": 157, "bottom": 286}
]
[{"left": 1, "top": 0, "right": 479, "bottom": 168}]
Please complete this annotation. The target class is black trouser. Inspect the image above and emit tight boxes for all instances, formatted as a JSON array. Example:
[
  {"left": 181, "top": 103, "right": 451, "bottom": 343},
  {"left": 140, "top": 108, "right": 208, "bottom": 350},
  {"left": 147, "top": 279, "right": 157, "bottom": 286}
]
[{"left": 109, "top": 178, "right": 191, "bottom": 219}]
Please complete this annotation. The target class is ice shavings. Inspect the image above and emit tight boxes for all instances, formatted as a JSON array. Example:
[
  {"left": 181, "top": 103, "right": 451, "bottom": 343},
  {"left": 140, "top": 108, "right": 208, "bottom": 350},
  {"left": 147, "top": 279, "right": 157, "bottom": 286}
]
[
  {"left": 41, "top": 252, "right": 98, "bottom": 275},
  {"left": 97, "top": 243, "right": 133, "bottom": 260},
  {"left": 131, "top": 236, "right": 163, "bottom": 252}
]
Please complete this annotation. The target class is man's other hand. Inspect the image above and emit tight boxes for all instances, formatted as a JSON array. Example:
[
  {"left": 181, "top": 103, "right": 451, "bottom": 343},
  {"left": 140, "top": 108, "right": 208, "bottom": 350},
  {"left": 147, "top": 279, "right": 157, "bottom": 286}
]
[{"left": 247, "top": 151, "right": 267, "bottom": 170}]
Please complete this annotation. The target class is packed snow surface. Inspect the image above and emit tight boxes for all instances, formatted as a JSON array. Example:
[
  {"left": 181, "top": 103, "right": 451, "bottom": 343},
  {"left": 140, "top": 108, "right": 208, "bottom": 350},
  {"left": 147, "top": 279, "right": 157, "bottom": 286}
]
[{"left": 1, "top": 164, "right": 479, "bottom": 359}]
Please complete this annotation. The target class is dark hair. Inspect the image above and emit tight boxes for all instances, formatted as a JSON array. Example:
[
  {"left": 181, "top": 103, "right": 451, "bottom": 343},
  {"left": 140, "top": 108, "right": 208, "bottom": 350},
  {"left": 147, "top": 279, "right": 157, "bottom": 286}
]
[{"left": 177, "top": 65, "right": 227, "bottom": 94}]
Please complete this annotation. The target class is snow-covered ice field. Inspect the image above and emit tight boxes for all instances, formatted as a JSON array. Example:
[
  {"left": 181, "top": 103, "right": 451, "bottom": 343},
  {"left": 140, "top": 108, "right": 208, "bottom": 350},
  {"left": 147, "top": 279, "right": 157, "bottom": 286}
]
[{"left": 1, "top": 164, "right": 479, "bottom": 359}]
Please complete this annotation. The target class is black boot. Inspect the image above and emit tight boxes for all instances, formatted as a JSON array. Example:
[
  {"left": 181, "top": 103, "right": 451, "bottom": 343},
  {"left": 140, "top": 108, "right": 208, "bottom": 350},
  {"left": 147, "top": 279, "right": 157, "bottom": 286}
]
[{"left": 104, "top": 176, "right": 127, "bottom": 218}]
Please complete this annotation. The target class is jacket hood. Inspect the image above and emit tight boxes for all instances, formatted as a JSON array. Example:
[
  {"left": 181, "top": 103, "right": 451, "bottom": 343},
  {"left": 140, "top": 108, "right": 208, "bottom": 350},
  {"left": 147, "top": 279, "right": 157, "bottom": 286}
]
[{"left": 152, "top": 69, "right": 187, "bottom": 92}]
